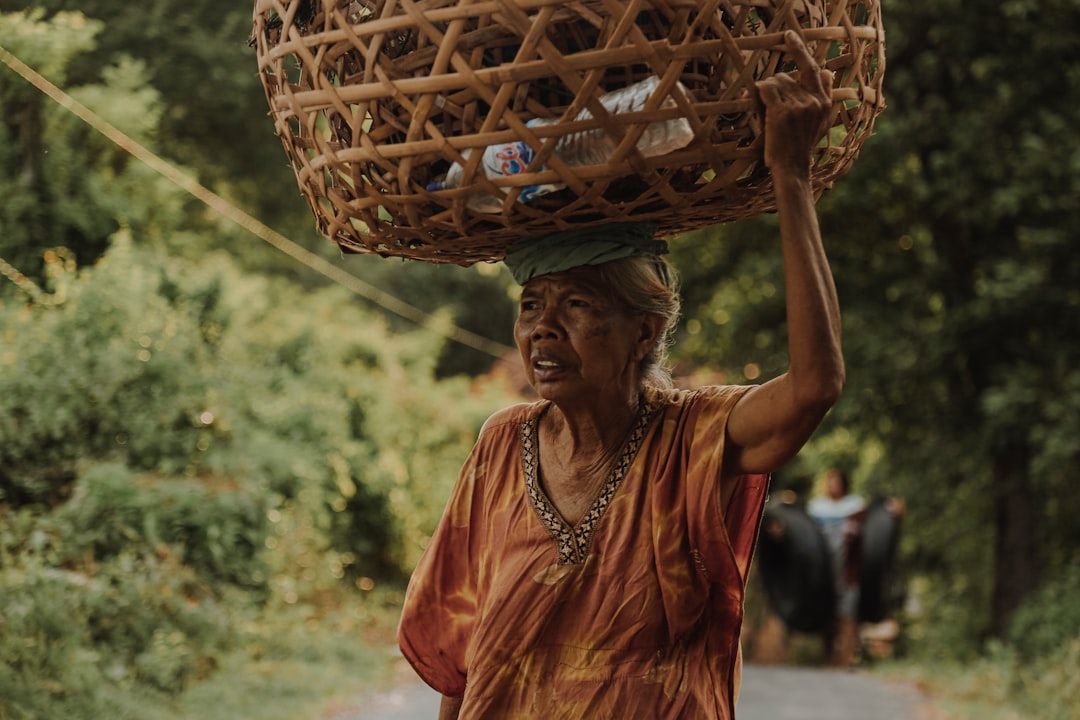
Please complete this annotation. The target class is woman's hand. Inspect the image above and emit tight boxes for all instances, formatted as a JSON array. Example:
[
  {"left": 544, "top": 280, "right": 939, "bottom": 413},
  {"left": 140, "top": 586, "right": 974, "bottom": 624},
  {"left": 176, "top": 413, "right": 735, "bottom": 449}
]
[{"left": 755, "top": 30, "right": 834, "bottom": 175}]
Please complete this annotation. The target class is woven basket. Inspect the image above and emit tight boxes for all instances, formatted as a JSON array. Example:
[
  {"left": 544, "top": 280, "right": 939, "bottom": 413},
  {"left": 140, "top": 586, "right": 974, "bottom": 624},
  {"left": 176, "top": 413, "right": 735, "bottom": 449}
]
[{"left": 253, "top": 0, "right": 885, "bottom": 265}]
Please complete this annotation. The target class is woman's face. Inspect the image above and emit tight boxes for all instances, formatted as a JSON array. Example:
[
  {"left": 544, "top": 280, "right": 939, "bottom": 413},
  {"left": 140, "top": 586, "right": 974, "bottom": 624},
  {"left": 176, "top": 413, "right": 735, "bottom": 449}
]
[{"left": 514, "top": 267, "right": 654, "bottom": 407}]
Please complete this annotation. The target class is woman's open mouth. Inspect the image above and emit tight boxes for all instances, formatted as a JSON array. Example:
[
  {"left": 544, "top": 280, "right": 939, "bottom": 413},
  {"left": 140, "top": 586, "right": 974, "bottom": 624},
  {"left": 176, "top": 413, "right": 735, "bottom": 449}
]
[{"left": 532, "top": 357, "right": 569, "bottom": 379}]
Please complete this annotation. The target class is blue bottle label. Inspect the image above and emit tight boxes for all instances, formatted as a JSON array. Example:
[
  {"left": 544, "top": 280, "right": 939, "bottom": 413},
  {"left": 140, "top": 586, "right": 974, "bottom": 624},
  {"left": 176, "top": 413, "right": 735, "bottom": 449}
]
[{"left": 485, "top": 141, "right": 535, "bottom": 177}]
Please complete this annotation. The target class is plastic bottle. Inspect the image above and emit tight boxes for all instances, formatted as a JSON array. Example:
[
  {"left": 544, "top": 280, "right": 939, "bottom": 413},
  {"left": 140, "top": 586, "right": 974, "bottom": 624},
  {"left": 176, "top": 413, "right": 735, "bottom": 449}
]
[{"left": 427, "top": 76, "right": 694, "bottom": 213}]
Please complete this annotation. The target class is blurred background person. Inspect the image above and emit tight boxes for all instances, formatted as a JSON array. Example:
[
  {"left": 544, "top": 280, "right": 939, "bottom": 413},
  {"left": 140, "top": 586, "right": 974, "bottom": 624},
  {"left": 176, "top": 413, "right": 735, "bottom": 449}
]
[{"left": 808, "top": 468, "right": 865, "bottom": 666}]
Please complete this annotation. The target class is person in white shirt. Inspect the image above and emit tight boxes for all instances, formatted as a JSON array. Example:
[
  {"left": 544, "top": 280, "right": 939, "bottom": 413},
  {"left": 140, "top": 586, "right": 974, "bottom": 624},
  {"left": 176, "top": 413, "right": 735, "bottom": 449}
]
[{"left": 808, "top": 468, "right": 865, "bottom": 666}]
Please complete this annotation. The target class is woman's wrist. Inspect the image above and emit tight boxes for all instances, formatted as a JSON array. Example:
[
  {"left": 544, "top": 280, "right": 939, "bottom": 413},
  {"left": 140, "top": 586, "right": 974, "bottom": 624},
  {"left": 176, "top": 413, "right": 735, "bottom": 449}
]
[
  {"left": 770, "top": 162, "right": 812, "bottom": 183},
  {"left": 771, "top": 165, "right": 814, "bottom": 198}
]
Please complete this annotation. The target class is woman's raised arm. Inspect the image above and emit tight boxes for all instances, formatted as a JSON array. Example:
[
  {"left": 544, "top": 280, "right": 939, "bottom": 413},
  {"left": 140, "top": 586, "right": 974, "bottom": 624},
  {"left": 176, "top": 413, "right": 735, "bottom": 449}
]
[{"left": 724, "top": 30, "right": 845, "bottom": 474}]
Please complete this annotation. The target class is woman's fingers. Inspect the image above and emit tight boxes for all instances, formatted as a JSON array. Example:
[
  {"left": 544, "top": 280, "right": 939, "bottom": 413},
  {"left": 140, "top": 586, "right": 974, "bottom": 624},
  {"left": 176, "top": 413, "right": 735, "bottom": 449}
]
[
  {"left": 819, "top": 69, "right": 835, "bottom": 96},
  {"left": 753, "top": 31, "right": 836, "bottom": 169},
  {"left": 783, "top": 30, "right": 833, "bottom": 102},
  {"left": 756, "top": 76, "right": 783, "bottom": 107}
]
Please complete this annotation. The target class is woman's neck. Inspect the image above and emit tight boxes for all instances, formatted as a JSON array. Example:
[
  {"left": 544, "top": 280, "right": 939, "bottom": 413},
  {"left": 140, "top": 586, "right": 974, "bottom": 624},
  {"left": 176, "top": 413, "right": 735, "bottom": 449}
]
[
  {"left": 537, "top": 393, "right": 643, "bottom": 525},
  {"left": 543, "top": 391, "right": 641, "bottom": 459}
]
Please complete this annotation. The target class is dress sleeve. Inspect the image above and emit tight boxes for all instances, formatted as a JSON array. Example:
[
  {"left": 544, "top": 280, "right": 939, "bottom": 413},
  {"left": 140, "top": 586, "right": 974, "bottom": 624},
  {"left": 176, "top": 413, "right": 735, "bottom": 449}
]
[
  {"left": 681, "top": 385, "right": 770, "bottom": 587},
  {"left": 397, "top": 437, "right": 486, "bottom": 697},
  {"left": 723, "top": 472, "right": 771, "bottom": 583}
]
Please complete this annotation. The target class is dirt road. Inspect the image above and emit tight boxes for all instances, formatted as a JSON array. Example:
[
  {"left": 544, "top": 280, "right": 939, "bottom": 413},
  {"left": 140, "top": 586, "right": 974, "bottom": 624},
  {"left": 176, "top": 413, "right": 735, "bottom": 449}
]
[{"left": 331, "top": 663, "right": 937, "bottom": 719}]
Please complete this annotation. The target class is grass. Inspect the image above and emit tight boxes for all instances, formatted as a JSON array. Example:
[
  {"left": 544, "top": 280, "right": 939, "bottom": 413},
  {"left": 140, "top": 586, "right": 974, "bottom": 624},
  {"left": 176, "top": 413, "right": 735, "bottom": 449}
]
[
  {"left": 0, "top": 584, "right": 410, "bottom": 720},
  {"left": 872, "top": 658, "right": 1026, "bottom": 720},
  {"left": 158, "top": 589, "right": 409, "bottom": 720}
]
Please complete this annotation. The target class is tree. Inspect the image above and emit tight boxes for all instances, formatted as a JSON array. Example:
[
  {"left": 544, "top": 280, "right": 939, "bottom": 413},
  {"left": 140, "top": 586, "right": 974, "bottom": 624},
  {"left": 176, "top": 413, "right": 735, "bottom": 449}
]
[
  {"left": 1, "top": 12, "right": 112, "bottom": 278},
  {"left": 839, "top": 0, "right": 1080, "bottom": 639},
  {"left": 0, "top": 0, "right": 305, "bottom": 236},
  {"left": 0, "top": 11, "right": 221, "bottom": 280},
  {"left": 0, "top": 4, "right": 516, "bottom": 374},
  {"left": 671, "top": 0, "right": 1080, "bottom": 646}
]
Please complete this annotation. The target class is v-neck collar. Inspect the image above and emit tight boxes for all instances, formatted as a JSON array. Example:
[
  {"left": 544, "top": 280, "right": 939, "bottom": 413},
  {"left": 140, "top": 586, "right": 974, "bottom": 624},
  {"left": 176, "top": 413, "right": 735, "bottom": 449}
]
[{"left": 520, "top": 399, "right": 659, "bottom": 565}]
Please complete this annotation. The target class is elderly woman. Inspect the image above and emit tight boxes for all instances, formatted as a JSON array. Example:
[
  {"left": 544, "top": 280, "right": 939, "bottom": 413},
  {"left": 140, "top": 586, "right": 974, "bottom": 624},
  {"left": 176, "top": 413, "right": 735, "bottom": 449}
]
[{"left": 399, "top": 31, "right": 843, "bottom": 719}]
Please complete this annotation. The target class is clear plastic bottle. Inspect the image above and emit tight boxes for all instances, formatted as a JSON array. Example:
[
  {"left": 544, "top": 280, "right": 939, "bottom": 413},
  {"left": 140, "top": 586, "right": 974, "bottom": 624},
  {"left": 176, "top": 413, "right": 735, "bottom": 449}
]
[{"left": 427, "top": 76, "right": 694, "bottom": 213}]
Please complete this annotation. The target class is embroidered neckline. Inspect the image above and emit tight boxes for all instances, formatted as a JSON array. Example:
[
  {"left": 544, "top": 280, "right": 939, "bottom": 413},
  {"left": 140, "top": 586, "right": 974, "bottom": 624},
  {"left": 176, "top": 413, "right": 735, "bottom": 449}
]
[{"left": 520, "top": 400, "right": 658, "bottom": 566}]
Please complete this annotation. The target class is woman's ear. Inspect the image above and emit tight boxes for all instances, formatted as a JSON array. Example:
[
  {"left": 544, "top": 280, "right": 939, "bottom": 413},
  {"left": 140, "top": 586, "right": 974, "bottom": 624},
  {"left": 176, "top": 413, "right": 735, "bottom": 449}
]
[{"left": 634, "top": 314, "right": 666, "bottom": 361}]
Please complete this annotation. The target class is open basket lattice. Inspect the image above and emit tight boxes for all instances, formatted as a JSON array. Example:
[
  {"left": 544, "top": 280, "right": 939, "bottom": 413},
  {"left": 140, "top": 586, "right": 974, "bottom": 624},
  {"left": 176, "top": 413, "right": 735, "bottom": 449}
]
[{"left": 252, "top": 0, "right": 885, "bottom": 265}]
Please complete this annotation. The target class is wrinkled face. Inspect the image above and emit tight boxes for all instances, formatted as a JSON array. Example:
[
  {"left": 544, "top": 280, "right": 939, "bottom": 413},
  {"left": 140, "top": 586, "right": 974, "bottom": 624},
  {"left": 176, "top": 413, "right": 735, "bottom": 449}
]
[{"left": 514, "top": 267, "right": 652, "bottom": 407}]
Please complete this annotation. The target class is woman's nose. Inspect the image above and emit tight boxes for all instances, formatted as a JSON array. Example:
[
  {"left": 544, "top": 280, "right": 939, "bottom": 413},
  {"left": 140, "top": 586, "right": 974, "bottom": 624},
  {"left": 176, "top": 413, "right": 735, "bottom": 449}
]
[{"left": 531, "top": 307, "right": 563, "bottom": 339}]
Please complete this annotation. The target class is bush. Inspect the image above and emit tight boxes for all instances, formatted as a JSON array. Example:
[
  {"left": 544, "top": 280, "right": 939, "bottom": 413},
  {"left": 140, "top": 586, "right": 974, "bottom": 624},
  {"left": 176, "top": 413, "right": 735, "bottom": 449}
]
[
  {"left": 0, "top": 553, "right": 235, "bottom": 717},
  {"left": 901, "top": 566, "right": 1080, "bottom": 720},
  {"left": 0, "top": 235, "right": 518, "bottom": 714},
  {"left": 0, "top": 240, "right": 217, "bottom": 503},
  {"left": 1007, "top": 563, "right": 1080, "bottom": 660},
  {"left": 1014, "top": 636, "right": 1080, "bottom": 720},
  {"left": 51, "top": 463, "right": 269, "bottom": 590},
  {"left": 1, "top": 239, "right": 514, "bottom": 577}
]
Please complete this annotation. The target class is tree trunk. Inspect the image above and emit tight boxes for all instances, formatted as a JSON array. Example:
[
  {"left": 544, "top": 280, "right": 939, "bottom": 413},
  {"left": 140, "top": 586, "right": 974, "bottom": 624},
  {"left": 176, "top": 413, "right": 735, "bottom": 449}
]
[{"left": 991, "top": 443, "right": 1038, "bottom": 637}]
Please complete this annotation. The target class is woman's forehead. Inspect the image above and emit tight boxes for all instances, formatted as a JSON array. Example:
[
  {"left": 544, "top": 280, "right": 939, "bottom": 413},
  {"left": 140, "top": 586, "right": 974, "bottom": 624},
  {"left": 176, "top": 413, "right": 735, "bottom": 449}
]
[{"left": 521, "top": 266, "right": 608, "bottom": 294}]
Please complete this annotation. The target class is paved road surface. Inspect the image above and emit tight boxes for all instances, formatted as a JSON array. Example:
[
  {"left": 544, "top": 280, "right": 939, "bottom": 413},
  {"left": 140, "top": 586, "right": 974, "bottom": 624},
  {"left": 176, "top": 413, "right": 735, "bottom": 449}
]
[
  {"left": 332, "top": 663, "right": 936, "bottom": 719},
  {"left": 737, "top": 665, "right": 934, "bottom": 720}
]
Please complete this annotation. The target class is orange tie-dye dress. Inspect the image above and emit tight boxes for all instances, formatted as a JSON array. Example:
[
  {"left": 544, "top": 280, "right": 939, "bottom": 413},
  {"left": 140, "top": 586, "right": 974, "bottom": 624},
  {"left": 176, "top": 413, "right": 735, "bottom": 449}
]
[{"left": 398, "top": 385, "right": 770, "bottom": 719}]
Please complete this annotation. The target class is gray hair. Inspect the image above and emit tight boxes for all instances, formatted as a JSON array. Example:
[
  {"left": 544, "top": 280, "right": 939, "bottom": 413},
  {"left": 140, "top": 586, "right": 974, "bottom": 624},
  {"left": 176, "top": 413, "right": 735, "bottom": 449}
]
[{"left": 595, "top": 255, "right": 682, "bottom": 390}]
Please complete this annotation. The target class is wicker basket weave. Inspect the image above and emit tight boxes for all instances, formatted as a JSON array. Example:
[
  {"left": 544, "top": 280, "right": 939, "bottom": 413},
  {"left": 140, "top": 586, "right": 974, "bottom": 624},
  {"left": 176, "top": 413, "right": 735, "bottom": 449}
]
[{"left": 253, "top": 0, "right": 885, "bottom": 265}]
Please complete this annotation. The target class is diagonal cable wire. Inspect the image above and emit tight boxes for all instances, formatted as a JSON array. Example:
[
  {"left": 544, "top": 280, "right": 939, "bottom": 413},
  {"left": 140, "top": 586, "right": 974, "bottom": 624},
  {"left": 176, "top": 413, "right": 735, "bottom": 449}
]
[
  {"left": 0, "top": 254, "right": 55, "bottom": 305},
  {"left": 0, "top": 44, "right": 512, "bottom": 359}
]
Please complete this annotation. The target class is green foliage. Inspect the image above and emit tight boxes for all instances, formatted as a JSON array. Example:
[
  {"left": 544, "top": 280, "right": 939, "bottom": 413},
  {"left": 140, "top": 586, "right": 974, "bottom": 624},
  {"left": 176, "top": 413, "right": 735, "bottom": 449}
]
[
  {"left": 2, "top": 5, "right": 519, "bottom": 367},
  {"left": 148, "top": 591, "right": 403, "bottom": 720},
  {"left": 841, "top": 0, "right": 1080, "bottom": 640},
  {"left": 1012, "top": 636, "right": 1080, "bottom": 720},
  {"left": 353, "top": 259, "right": 518, "bottom": 377},
  {"left": 0, "top": 10, "right": 105, "bottom": 280},
  {"left": 1007, "top": 563, "right": 1080, "bottom": 661},
  {"left": 0, "top": 237, "right": 214, "bottom": 500},
  {"left": 0, "top": 462, "right": 261, "bottom": 712},
  {"left": 892, "top": 633, "right": 1080, "bottom": 720},
  {"left": 0, "top": 553, "right": 234, "bottom": 715},
  {"left": 671, "top": 218, "right": 788, "bottom": 383},
  {"left": 1, "top": 231, "right": 510, "bottom": 567},
  {"left": 0, "top": 0, "right": 338, "bottom": 284},
  {"left": 0, "top": 550, "right": 405, "bottom": 719},
  {"left": 671, "top": 0, "right": 1080, "bottom": 654},
  {"left": 0, "top": 0, "right": 305, "bottom": 235},
  {"left": 0, "top": 224, "right": 515, "bottom": 713},
  {"left": 0, "top": 10, "right": 199, "bottom": 282},
  {"left": 49, "top": 464, "right": 268, "bottom": 589}
]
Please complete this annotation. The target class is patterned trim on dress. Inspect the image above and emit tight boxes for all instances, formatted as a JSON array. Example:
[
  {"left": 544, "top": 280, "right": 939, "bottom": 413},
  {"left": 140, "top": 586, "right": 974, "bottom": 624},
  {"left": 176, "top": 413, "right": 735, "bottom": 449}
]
[{"left": 520, "top": 399, "right": 660, "bottom": 566}]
